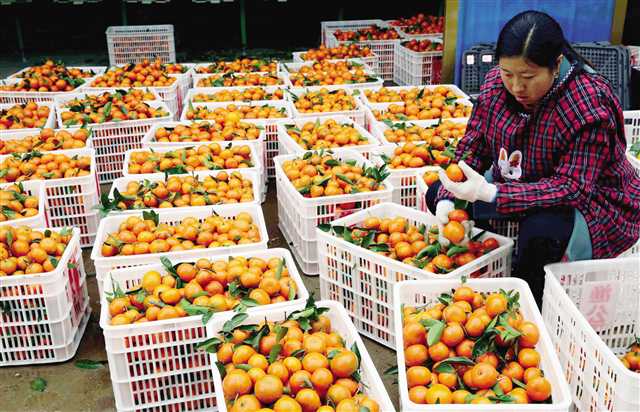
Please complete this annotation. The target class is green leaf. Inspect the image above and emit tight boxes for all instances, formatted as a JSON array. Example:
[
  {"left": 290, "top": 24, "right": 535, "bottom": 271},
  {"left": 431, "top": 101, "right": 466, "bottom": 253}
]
[
  {"left": 142, "top": 210, "right": 159, "bottom": 226},
  {"left": 67, "top": 262, "right": 77, "bottom": 270},
  {"left": 160, "top": 256, "right": 183, "bottom": 288},
  {"left": 197, "top": 337, "right": 223, "bottom": 353},
  {"left": 368, "top": 243, "right": 390, "bottom": 253},
  {"left": 30, "top": 378, "right": 47, "bottom": 392},
  {"left": 437, "top": 293, "right": 453, "bottom": 306},
  {"left": 351, "top": 342, "right": 361, "bottom": 370},
  {"left": 268, "top": 343, "right": 282, "bottom": 364},
  {"left": 215, "top": 361, "right": 227, "bottom": 379},
  {"left": 74, "top": 359, "right": 106, "bottom": 369},
  {"left": 1, "top": 206, "right": 17, "bottom": 219},
  {"left": 512, "top": 377, "right": 527, "bottom": 389},
  {"left": 433, "top": 356, "right": 475, "bottom": 374},
  {"left": 360, "top": 230, "right": 376, "bottom": 249},
  {"left": 245, "top": 324, "right": 270, "bottom": 350},
  {"left": 472, "top": 329, "right": 497, "bottom": 359},
  {"left": 419, "top": 318, "right": 446, "bottom": 346},
  {"left": 453, "top": 198, "right": 469, "bottom": 211},
  {"left": 447, "top": 245, "right": 468, "bottom": 257},
  {"left": 288, "top": 285, "right": 296, "bottom": 301},
  {"left": 222, "top": 312, "right": 249, "bottom": 333},
  {"left": 275, "top": 258, "right": 284, "bottom": 280},
  {"left": 103, "top": 101, "right": 112, "bottom": 118},
  {"left": 383, "top": 365, "right": 398, "bottom": 376},
  {"left": 318, "top": 223, "right": 331, "bottom": 232},
  {"left": 415, "top": 243, "right": 440, "bottom": 260}
]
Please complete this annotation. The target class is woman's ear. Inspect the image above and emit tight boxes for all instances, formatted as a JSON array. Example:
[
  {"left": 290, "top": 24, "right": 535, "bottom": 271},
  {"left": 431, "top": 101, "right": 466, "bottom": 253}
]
[{"left": 555, "top": 54, "right": 563, "bottom": 75}]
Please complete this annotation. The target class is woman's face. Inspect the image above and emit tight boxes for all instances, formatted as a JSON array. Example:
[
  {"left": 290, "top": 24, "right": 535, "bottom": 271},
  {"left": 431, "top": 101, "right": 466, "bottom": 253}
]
[{"left": 499, "top": 56, "right": 557, "bottom": 109}]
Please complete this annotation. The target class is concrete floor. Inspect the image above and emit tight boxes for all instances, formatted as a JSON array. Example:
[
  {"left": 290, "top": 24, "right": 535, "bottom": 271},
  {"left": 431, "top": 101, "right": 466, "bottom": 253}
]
[{"left": 0, "top": 182, "right": 400, "bottom": 412}]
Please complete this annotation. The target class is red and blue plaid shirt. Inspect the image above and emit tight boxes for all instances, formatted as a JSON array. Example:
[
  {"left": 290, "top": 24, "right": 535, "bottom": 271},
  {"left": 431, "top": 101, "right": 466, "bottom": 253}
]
[{"left": 438, "top": 65, "right": 640, "bottom": 258}]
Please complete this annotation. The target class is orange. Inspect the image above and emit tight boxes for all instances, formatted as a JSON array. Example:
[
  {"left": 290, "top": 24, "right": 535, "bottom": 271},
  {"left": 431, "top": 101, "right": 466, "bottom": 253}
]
[
  {"left": 408, "top": 385, "right": 428, "bottom": 404},
  {"left": 445, "top": 164, "right": 464, "bottom": 182},
  {"left": 329, "top": 350, "right": 358, "bottom": 378},
  {"left": 425, "top": 383, "right": 452, "bottom": 404},
  {"left": 326, "top": 384, "right": 351, "bottom": 405},
  {"left": 508, "top": 387, "right": 529, "bottom": 404},
  {"left": 452, "top": 389, "right": 471, "bottom": 404},
  {"left": 402, "top": 322, "right": 426, "bottom": 347},
  {"left": 273, "top": 396, "right": 302, "bottom": 412},
  {"left": 470, "top": 363, "right": 498, "bottom": 389},
  {"left": 517, "top": 321, "right": 540, "bottom": 348},
  {"left": 441, "top": 322, "right": 465, "bottom": 347},
  {"left": 222, "top": 370, "right": 253, "bottom": 399},
  {"left": 502, "top": 361, "right": 525, "bottom": 382},
  {"left": 428, "top": 342, "right": 449, "bottom": 362},
  {"left": 230, "top": 394, "right": 261, "bottom": 412},
  {"left": 517, "top": 348, "right": 540, "bottom": 369},
  {"left": 442, "top": 221, "right": 465, "bottom": 243},
  {"left": 254, "top": 374, "right": 283, "bottom": 404},
  {"left": 406, "top": 366, "right": 431, "bottom": 388},
  {"left": 301, "top": 352, "right": 329, "bottom": 373},
  {"left": 526, "top": 376, "right": 552, "bottom": 402},
  {"left": 295, "top": 388, "right": 321, "bottom": 412},
  {"left": 404, "top": 344, "right": 429, "bottom": 367},
  {"left": 485, "top": 293, "right": 508, "bottom": 317},
  {"left": 310, "top": 367, "right": 333, "bottom": 391}
]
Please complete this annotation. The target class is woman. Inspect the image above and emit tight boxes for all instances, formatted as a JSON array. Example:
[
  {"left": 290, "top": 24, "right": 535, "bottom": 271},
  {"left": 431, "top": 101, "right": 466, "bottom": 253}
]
[{"left": 426, "top": 10, "right": 640, "bottom": 302}]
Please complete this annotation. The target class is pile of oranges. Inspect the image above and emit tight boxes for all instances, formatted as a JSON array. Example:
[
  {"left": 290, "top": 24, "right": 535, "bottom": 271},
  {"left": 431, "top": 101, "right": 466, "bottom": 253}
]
[
  {"left": 621, "top": 339, "right": 640, "bottom": 371},
  {"left": 0, "top": 152, "right": 92, "bottom": 182},
  {"left": 0, "top": 60, "right": 96, "bottom": 92},
  {"left": 293, "top": 89, "right": 358, "bottom": 114},
  {"left": 333, "top": 25, "right": 400, "bottom": 41},
  {"left": 382, "top": 120, "right": 466, "bottom": 144},
  {"left": 60, "top": 90, "right": 168, "bottom": 126},
  {"left": 381, "top": 142, "right": 444, "bottom": 169},
  {"left": 192, "top": 87, "right": 285, "bottom": 103},
  {"left": 100, "top": 212, "right": 262, "bottom": 257},
  {"left": 364, "top": 86, "right": 462, "bottom": 104},
  {"left": 402, "top": 39, "right": 444, "bottom": 53},
  {"left": 184, "top": 103, "right": 287, "bottom": 122},
  {"left": 324, "top": 210, "right": 500, "bottom": 273},
  {"left": 281, "top": 151, "right": 388, "bottom": 197},
  {"left": 0, "top": 102, "right": 51, "bottom": 130},
  {"left": 0, "top": 183, "right": 40, "bottom": 222},
  {"left": 287, "top": 62, "right": 376, "bottom": 87},
  {"left": 126, "top": 143, "right": 255, "bottom": 175},
  {"left": 299, "top": 44, "right": 374, "bottom": 61},
  {"left": 196, "top": 73, "right": 283, "bottom": 88},
  {"left": 372, "top": 101, "right": 472, "bottom": 122},
  {"left": 107, "top": 254, "right": 298, "bottom": 325},
  {"left": 195, "top": 59, "right": 278, "bottom": 74},
  {"left": 91, "top": 59, "right": 184, "bottom": 88},
  {"left": 106, "top": 172, "right": 255, "bottom": 211},
  {"left": 152, "top": 121, "right": 261, "bottom": 144},
  {"left": 0, "top": 128, "right": 89, "bottom": 154},
  {"left": 0, "top": 226, "right": 73, "bottom": 276},
  {"left": 209, "top": 300, "right": 381, "bottom": 412},
  {"left": 401, "top": 283, "right": 553, "bottom": 405},
  {"left": 284, "top": 119, "right": 370, "bottom": 150}
]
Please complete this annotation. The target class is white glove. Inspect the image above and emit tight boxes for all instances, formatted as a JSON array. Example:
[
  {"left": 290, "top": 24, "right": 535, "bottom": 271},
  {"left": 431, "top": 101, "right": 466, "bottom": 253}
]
[
  {"left": 439, "top": 160, "right": 498, "bottom": 203},
  {"left": 435, "top": 200, "right": 454, "bottom": 225}
]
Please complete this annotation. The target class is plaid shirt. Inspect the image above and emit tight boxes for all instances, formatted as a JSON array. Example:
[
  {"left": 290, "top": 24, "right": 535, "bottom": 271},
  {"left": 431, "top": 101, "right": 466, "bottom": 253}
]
[{"left": 438, "top": 65, "right": 640, "bottom": 258}]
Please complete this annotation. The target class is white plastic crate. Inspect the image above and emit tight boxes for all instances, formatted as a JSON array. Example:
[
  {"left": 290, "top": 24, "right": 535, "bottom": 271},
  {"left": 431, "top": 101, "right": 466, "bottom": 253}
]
[
  {"left": 371, "top": 145, "right": 440, "bottom": 208},
  {"left": 191, "top": 72, "right": 289, "bottom": 90},
  {"left": 0, "top": 77, "right": 97, "bottom": 105},
  {"left": 396, "top": 26, "right": 444, "bottom": 40},
  {"left": 1, "top": 305, "right": 90, "bottom": 367},
  {"left": 282, "top": 60, "right": 382, "bottom": 90},
  {"left": 100, "top": 248, "right": 308, "bottom": 411},
  {"left": 395, "top": 277, "right": 572, "bottom": 411},
  {"left": 287, "top": 86, "right": 367, "bottom": 127},
  {"left": 358, "top": 84, "right": 470, "bottom": 107},
  {"left": 106, "top": 169, "right": 261, "bottom": 216},
  {"left": 292, "top": 51, "right": 379, "bottom": 73},
  {"left": 627, "top": 150, "right": 640, "bottom": 174},
  {"left": 363, "top": 100, "right": 473, "bottom": 134},
  {"left": 6, "top": 65, "right": 106, "bottom": 81},
  {"left": 0, "top": 180, "right": 47, "bottom": 228},
  {"left": 318, "top": 202, "right": 514, "bottom": 347},
  {"left": 181, "top": 100, "right": 293, "bottom": 179},
  {"left": 624, "top": 110, "right": 640, "bottom": 145},
  {"left": 0, "top": 101, "right": 56, "bottom": 133},
  {"left": 122, "top": 141, "right": 266, "bottom": 199},
  {"left": 183, "top": 85, "right": 287, "bottom": 105},
  {"left": 86, "top": 73, "right": 189, "bottom": 121},
  {"left": 275, "top": 149, "right": 394, "bottom": 274},
  {"left": 393, "top": 41, "right": 444, "bottom": 86},
  {"left": 543, "top": 258, "right": 640, "bottom": 412},
  {"left": 326, "top": 31, "right": 402, "bottom": 81},
  {"left": 55, "top": 91, "right": 172, "bottom": 184},
  {"left": 0, "top": 228, "right": 90, "bottom": 365},
  {"left": 320, "top": 19, "right": 387, "bottom": 46},
  {"left": 372, "top": 117, "right": 468, "bottom": 145},
  {"left": 91, "top": 204, "right": 269, "bottom": 297},
  {"left": 207, "top": 299, "right": 395, "bottom": 412},
  {"left": 277, "top": 115, "right": 380, "bottom": 158},
  {"left": 0, "top": 148, "right": 101, "bottom": 247},
  {"left": 106, "top": 25, "right": 176, "bottom": 66}
]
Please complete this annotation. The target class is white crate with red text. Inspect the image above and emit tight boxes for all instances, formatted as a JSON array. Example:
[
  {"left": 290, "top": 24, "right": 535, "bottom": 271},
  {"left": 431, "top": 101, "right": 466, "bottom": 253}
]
[
  {"left": 317, "top": 202, "right": 513, "bottom": 347},
  {"left": 543, "top": 258, "right": 640, "bottom": 412},
  {"left": 106, "top": 25, "right": 176, "bottom": 66},
  {"left": 100, "top": 248, "right": 307, "bottom": 412},
  {"left": 0, "top": 228, "right": 90, "bottom": 366},
  {"left": 275, "top": 149, "right": 394, "bottom": 274}
]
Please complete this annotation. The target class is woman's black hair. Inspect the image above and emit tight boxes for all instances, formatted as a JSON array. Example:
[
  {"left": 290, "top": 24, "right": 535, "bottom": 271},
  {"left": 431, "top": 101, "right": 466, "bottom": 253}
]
[{"left": 495, "top": 10, "right": 590, "bottom": 70}]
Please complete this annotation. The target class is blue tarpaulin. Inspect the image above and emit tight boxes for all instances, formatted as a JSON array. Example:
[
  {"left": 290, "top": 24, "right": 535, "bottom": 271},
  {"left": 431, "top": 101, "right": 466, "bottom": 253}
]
[{"left": 454, "top": 0, "right": 615, "bottom": 84}]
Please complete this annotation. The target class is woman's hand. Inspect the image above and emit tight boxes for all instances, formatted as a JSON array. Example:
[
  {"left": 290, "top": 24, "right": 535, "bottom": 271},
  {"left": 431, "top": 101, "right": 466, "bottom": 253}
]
[{"left": 439, "top": 160, "right": 498, "bottom": 203}]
